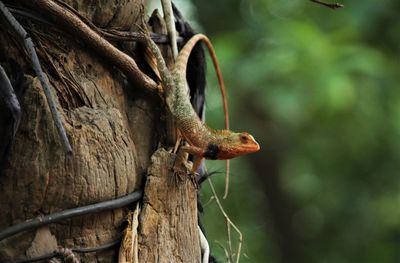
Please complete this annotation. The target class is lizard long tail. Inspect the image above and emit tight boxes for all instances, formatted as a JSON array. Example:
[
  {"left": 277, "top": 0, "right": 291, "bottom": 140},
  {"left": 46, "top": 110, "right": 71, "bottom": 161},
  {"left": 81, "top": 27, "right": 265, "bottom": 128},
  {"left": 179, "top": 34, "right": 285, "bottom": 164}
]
[{"left": 172, "top": 34, "right": 229, "bottom": 130}]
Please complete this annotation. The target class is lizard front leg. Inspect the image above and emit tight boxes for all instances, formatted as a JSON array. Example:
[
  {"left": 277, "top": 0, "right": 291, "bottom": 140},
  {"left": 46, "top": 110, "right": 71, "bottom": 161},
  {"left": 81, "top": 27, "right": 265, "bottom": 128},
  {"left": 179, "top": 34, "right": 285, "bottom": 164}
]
[
  {"left": 172, "top": 144, "right": 205, "bottom": 187},
  {"left": 180, "top": 144, "right": 205, "bottom": 157},
  {"left": 172, "top": 147, "right": 200, "bottom": 188}
]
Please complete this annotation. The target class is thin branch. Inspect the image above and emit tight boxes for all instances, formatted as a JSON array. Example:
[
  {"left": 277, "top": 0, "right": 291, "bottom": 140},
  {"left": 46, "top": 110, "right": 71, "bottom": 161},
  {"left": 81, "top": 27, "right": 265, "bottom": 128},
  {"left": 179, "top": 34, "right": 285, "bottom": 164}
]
[
  {"left": 0, "top": 1, "right": 72, "bottom": 155},
  {"left": 0, "top": 190, "right": 143, "bottom": 241},
  {"left": 5, "top": 4, "right": 53, "bottom": 26},
  {"left": 227, "top": 219, "right": 233, "bottom": 262},
  {"left": 223, "top": 159, "right": 230, "bottom": 199},
  {"left": 161, "top": 0, "right": 178, "bottom": 59},
  {"left": 310, "top": 0, "right": 344, "bottom": 9},
  {"left": 0, "top": 65, "right": 21, "bottom": 143},
  {"left": 102, "top": 29, "right": 184, "bottom": 44},
  {"left": 207, "top": 178, "right": 243, "bottom": 263},
  {"left": 214, "top": 240, "right": 230, "bottom": 263},
  {"left": 6, "top": 4, "right": 184, "bottom": 44}
]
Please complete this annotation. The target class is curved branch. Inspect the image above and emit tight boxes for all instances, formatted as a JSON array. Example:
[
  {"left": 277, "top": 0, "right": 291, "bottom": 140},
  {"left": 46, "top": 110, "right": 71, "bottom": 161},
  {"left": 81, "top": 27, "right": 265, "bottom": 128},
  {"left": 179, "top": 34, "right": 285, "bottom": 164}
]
[
  {"left": 19, "top": 0, "right": 158, "bottom": 92},
  {"left": 310, "top": 0, "right": 344, "bottom": 9},
  {"left": 0, "top": 65, "right": 21, "bottom": 163},
  {"left": 0, "top": 190, "right": 143, "bottom": 241}
]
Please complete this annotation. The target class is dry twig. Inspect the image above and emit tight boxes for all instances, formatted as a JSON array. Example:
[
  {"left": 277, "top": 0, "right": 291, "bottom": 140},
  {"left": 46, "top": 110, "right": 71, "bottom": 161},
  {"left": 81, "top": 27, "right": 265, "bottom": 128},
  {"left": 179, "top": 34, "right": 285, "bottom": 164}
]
[
  {"left": 207, "top": 178, "right": 243, "bottom": 263},
  {"left": 0, "top": 1, "right": 72, "bottom": 155},
  {"left": 310, "top": 0, "right": 344, "bottom": 9}
]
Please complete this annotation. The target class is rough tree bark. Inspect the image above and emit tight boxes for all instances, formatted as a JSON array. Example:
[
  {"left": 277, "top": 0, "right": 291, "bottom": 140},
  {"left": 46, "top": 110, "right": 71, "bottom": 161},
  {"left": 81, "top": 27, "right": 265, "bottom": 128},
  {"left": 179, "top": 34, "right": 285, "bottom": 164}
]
[{"left": 0, "top": 0, "right": 200, "bottom": 262}]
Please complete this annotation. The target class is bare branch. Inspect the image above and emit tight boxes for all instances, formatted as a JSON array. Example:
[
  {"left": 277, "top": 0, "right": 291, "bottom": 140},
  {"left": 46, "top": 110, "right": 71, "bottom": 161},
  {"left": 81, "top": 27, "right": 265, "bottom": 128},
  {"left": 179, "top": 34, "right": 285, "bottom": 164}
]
[
  {"left": 0, "top": 1, "right": 72, "bottom": 155},
  {"left": 0, "top": 190, "right": 142, "bottom": 241},
  {"left": 207, "top": 178, "right": 243, "bottom": 263},
  {"left": 0, "top": 65, "right": 21, "bottom": 145},
  {"left": 310, "top": 0, "right": 344, "bottom": 9}
]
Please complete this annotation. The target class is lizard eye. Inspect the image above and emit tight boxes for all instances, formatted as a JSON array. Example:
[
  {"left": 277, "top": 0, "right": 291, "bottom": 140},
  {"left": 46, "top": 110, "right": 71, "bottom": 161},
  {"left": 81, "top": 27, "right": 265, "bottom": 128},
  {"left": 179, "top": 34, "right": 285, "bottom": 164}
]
[{"left": 240, "top": 134, "right": 249, "bottom": 143}]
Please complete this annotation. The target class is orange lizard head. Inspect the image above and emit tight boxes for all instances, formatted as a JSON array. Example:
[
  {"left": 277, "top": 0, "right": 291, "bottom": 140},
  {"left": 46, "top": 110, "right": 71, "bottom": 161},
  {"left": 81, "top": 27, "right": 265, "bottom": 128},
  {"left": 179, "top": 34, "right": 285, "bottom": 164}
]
[{"left": 204, "top": 131, "right": 260, "bottom": 160}]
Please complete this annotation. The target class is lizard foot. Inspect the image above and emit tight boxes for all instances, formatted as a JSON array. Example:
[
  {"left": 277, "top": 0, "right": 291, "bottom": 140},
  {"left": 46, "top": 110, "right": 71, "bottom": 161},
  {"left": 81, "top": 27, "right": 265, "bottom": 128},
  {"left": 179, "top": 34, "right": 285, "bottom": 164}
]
[
  {"left": 171, "top": 147, "right": 190, "bottom": 185},
  {"left": 170, "top": 147, "right": 199, "bottom": 189},
  {"left": 172, "top": 166, "right": 186, "bottom": 184},
  {"left": 171, "top": 161, "right": 199, "bottom": 189},
  {"left": 188, "top": 171, "right": 199, "bottom": 189}
]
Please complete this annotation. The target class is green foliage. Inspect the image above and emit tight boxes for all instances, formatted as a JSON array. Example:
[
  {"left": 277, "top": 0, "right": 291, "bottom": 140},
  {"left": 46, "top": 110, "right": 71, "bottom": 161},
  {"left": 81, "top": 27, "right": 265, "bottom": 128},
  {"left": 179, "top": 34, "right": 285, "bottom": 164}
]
[{"left": 183, "top": 0, "right": 400, "bottom": 262}]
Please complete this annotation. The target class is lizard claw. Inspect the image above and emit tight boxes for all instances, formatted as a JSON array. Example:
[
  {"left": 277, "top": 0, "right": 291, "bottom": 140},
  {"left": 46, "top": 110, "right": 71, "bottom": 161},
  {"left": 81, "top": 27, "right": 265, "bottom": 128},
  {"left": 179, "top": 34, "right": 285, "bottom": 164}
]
[
  {"left": 188, "top": 171, "right": 199, "bottom": 189},
  {"left": 171, "top": 163, "right": 198, "bottom": 189},
  {"left": 171, "top": 151, "right": 199, "bottom": 189}
]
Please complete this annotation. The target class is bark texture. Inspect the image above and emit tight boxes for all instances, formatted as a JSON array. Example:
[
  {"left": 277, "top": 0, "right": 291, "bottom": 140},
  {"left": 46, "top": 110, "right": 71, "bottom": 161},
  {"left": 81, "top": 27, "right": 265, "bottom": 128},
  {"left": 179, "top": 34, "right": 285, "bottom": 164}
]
[
  {"left": 138, "top": 149, "right": 200, "bottom": 262},
  {"left": 0, "top": 0, "right": 200, "bottom": 262}
]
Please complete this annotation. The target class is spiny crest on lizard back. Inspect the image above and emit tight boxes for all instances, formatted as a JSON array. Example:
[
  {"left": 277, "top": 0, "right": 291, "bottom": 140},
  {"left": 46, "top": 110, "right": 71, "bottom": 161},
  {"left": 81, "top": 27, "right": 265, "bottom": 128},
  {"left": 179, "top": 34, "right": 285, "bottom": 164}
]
[
  {"left": 146, "top": 32, "right": 260, "bottom": 163},
  {"left": 208, "top": 128, "right": 232, "bottom": 137}
]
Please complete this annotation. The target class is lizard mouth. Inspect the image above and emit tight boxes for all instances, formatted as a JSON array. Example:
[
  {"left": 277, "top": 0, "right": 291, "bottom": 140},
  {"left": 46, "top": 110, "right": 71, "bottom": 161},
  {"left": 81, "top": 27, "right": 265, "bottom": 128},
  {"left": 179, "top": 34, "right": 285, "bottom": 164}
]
[
  {"left": 242, "top": 141, "right": 260, "bottom": 154},
  {"left": 240, "top": 134, "right": 260, "bottom": 154},
  {"left": 248, "top": 135, "right": 260, "bottom": 152},
  {"left": 252, "top": 141, "right": 261, "bottom": 152},
  {"left": 216, "top": 140, "right": 260, "bottom": 160}
]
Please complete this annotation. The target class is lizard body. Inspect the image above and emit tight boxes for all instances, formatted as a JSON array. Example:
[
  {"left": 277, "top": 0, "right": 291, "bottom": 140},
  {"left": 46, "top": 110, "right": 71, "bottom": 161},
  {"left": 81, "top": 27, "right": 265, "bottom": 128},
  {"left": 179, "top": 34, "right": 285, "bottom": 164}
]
[{"left": 145, "top": 33, "right": 260, "bottom": 165}]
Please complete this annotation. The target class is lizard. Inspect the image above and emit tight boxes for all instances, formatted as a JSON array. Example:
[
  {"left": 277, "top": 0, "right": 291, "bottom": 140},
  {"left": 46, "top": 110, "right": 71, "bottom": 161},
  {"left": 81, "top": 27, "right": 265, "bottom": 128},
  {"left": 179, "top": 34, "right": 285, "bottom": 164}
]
[
  {"left": 144, "top": 32, "right": 260, "bottom": 172},
  {"left": 168, "top": 2, "right": 232, "bottom": 198}
]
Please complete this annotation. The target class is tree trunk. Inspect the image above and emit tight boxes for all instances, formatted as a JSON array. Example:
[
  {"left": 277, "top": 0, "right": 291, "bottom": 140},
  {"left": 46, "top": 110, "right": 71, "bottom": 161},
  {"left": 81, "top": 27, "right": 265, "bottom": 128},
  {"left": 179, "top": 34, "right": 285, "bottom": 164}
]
[{"left": 0, "top": 1, "right": 200, "bottom": 262}]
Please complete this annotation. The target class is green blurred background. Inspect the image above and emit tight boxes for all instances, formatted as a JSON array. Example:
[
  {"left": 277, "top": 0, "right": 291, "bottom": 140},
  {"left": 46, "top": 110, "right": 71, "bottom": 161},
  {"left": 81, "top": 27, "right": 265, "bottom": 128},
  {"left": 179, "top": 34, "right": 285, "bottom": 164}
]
[{"left": 152, "top": 0, "right": 400, "bottom": 262}]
